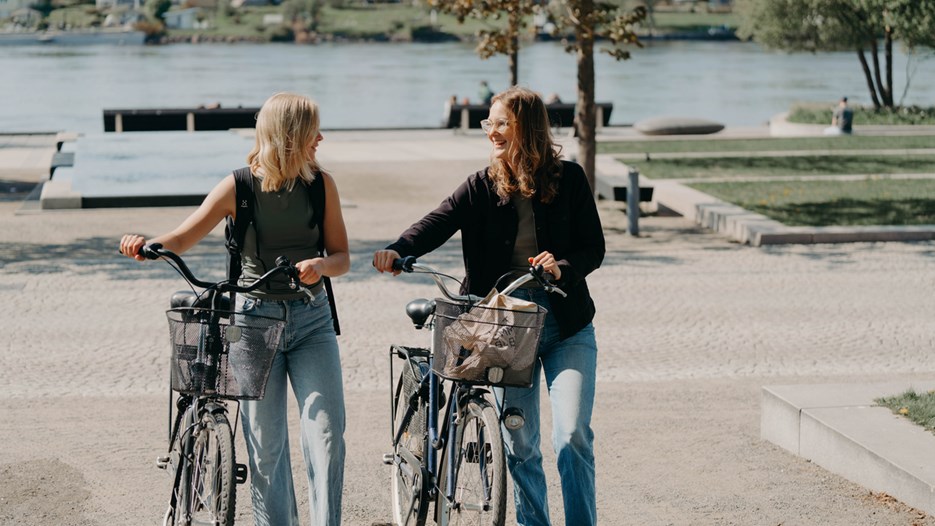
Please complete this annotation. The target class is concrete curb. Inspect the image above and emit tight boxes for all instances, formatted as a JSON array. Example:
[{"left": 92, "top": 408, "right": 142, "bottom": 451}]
[{"left": 762, "top": 382, "right": 935, "bottom": 516}]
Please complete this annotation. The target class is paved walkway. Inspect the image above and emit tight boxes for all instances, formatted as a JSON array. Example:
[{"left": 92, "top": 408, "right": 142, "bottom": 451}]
[{"left": 3, "top": 128, "right": 935, "bottom": 524}]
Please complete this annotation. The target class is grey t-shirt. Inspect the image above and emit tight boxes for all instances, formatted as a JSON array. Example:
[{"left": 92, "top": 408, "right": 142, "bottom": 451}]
[
  {"left": 240, "top": 177, "right": 321, "bottom": 299},
  {"left": 510, "top": 194, "right": 539, "bottom": 274}
]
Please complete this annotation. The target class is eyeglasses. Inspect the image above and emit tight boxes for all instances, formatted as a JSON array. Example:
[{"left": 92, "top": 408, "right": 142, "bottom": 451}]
[{"left": 480, "top": 119, "right": 511, "bottom": 133}]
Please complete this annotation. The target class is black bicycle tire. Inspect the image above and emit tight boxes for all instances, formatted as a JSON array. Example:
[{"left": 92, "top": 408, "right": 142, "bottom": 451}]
[
  {"left": 391, "top": 356, "right": 430, "bottom": 526},
  {"left": 436, "top": 396, "right": 506, "bottom": 526},
  {"left": 165, "top": 404, "right": 195, "bottom": 526},
  {"left": 183, "top": 410, "right": 237, "bottom": 526}
]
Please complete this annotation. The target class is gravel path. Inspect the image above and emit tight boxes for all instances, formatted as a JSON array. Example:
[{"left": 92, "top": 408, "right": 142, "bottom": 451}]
[{"left": 2, "top": 157, "right": 935, "bottom": 525}]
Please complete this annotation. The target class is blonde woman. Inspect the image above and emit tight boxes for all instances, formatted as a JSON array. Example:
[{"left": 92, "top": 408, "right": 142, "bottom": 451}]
[
  {"left": 373, "top": 86, "right": 604, "bottom": 526},
  {"left": 120, "top": 92, "right": 349, "bottom": 526}
]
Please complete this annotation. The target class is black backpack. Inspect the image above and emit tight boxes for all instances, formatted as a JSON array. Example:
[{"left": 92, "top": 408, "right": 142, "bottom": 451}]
[{"left": 224, "top": 167, "right": 340, "bottom": 335}]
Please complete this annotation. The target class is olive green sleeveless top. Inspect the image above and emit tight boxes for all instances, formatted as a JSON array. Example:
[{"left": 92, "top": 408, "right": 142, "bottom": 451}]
[{"left": 239, "top": 176, "right": 321, "bottom": 299}]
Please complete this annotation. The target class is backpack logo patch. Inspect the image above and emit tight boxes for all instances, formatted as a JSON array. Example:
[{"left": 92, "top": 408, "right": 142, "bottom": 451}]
[{"left": 240, "top": 200, "right": 248, "bottom": 208}]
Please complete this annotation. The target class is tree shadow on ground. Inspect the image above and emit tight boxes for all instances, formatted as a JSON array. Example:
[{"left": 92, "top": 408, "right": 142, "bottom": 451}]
[
  {"left": 0, "top": 236, "right": 468, "bottom": 285},
  {"left": 748, "top": 198, "right": 935, "bottom": 227}
]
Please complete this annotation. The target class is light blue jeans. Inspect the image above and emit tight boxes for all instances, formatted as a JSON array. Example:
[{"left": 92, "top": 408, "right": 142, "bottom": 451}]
[
  {"left": 495, "top": 288, "right": 597, "bottom": 526},
  {"left": 236, "top": 292, "right": 346, "bottom": 526}
]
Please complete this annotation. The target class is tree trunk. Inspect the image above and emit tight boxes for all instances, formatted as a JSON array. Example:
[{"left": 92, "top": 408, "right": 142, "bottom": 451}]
[
  {"left": 508, "top": 11, "right": 520, "bottom": 86},
  {"left": 856, "top": 48, "right": 882, "bottom": 110},
  {"left": 575, "top": 0, "right": 597, "bottom": 195},
  {"left": 869, "top": 37, "right": 892, "bottom": 109},
  {"left": 883, "top": 27, "right": 893, "bottom": 107}
]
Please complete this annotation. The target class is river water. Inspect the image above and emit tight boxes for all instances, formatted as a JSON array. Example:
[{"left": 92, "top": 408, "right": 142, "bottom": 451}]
[{"left": 3, "top": 40, "right": 934, "bottom": 133}]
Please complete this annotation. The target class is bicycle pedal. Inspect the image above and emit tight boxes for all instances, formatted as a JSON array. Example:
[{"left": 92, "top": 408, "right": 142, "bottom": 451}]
[
  {"left": 382, "top": 453, "right": 394, "bottom": 465},
  {"left": 155, "top": 456, "right": 170, "bottom": 470},
  {"left": 234, "top": 463, "right": 248, "bottom": 484}
]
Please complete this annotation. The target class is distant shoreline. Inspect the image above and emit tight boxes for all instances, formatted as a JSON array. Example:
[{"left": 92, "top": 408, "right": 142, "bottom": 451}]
[{"left": 0, "top": 28, "right": 739, "bottom": 46}]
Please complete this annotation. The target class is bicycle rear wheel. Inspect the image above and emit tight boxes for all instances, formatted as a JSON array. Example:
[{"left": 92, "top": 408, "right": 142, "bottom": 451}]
[
  {"left": 391, "top": 354, "right": 429, "bottom": 526},
  {"left": 172, "top": 410, "right": 236, "bottom": 526},
  {"left": 436, "top": 396, "right": 506, "bottom": 526}
]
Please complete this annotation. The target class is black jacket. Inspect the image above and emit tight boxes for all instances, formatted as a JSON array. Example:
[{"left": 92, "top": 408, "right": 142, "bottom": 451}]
[{"left": 387, "top": 160, "right": 605, "bottom": 340}]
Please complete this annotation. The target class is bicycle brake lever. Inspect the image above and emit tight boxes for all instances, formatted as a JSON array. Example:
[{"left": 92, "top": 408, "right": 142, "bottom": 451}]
[{"left": 529, "top": 264, "right": 567, "bottom": 297}]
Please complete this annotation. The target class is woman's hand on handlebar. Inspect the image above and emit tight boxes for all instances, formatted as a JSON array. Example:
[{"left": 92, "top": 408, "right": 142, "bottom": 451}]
[
  {"left": 528, "top": 251, "right": 561, "bottom": 282},
  {"left": 372, "top": 249, "right": 402, "bottom": 276},
  {"left": 119, "top": 234, "right": 148, "bottom": 261},
  {"left": 295, "top": 258, "right": 324, "bottom": 285}
]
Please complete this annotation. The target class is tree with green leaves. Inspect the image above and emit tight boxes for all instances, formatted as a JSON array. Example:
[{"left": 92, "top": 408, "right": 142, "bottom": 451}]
[
  {"left": 736, "top": 0, "right": 935, "bottom": 110},
  {"left": 430, "top": 0, "right": 645, "bottom": 193},
  {"left": 283, "top": 0, "right": 323, "bottom": 33},
  {"left": 550, "top": 0, "right": 646, "bottom": 190},
  {"left": 145, "top": 0, "right": 171, "bottom": 24},
  {"left": 428, "top": 0, "right": 536, "bottom": 87}
]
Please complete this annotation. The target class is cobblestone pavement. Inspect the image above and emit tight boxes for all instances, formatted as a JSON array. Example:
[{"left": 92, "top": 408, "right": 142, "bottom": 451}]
[{"left": 3, "top": 157, "right": 935, "bottom": 525}]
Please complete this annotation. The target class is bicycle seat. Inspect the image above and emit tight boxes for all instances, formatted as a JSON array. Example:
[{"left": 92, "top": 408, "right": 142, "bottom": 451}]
[
  {"left": 405, "top": 298, "right": 435, "bottom": 329},
  {"left": 170, "top": 290, "right": 231, "bottom": 311}
]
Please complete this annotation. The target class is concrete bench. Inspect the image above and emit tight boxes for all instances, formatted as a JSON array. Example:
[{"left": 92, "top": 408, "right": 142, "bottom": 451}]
[
  {"left": 49, "top": 151, "right": 74, "bottom": 178},
  {"left": 445, "top": 102, "right": 613, "bottom": 130},
  {"left": 103, "top": 107, "right": 260, "bottom": 132},
  {"left": 595, "top": 172, "right": 654, "bottom": 203}
]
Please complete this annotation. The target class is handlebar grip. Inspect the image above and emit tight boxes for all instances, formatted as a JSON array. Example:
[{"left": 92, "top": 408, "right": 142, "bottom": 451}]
[
  {"left": 137, "top": 243, "right": 163, "bottom": 260},
  {"left": 392, "top": 256, "right": 417, "bottom": 273}
]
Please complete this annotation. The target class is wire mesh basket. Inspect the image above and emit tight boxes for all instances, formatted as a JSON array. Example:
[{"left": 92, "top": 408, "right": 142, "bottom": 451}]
[
  {"left": 166, "top": 308, "right": 285, "bottom": 400},
  {"left": 432, "top": 298, "right": 546, "bottom": 388}
]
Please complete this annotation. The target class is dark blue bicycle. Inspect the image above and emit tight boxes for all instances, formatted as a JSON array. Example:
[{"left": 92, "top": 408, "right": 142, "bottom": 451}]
[{"left": 384, "top": 256, "right": 565, "bottom": 526}]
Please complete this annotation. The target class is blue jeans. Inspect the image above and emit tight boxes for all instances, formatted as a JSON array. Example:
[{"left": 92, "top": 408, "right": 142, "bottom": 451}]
[
  {"left": 495, "top": 288, "right": 597, "bottom": 526},
  {"left": 236, "top": 292, "right": 346, "bottom": 526}
]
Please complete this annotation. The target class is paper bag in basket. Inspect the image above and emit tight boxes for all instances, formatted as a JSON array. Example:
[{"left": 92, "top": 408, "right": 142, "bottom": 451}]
[{"left": 441, "top": 289, "right": 540, "bottom": 381}]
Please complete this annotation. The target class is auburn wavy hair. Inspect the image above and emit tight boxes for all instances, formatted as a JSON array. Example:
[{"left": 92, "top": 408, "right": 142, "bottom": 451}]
[
  {"left": 488, "top": 87, "right": 563, "bottom": 204},
  {"left": 247, "top": 92, "right": 322, "bottom": 193}
]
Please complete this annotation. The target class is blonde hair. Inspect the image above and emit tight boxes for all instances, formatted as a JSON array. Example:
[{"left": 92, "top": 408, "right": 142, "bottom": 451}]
[
  {"left": 247, "top": 92, "right": 322, "bottom": 193},
  {"left": 488, "top": 86, "right": 562, "bottom": 204}
]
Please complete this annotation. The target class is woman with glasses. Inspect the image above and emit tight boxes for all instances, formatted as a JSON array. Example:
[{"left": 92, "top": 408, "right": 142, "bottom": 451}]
[{"left": 373, "top": 86, "right": 604, "bottom": 526}]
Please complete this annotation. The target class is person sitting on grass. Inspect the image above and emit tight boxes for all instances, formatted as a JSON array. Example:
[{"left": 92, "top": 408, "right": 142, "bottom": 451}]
[{"left": 823, "top": 96, "right": 854, "bottom": 136}]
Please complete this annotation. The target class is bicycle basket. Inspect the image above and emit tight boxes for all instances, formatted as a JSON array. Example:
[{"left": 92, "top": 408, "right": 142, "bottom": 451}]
[
  {"left": 166, "top": 308, "right": 285, "bottom": 400},
  {"left": 432, "top": 297, "right": 546, "bottom": 388}
]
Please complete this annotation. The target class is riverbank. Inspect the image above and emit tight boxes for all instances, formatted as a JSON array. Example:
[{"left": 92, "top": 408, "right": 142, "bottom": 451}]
[{"left": 4, "top": 4, "right": 738, "bottom": 46}]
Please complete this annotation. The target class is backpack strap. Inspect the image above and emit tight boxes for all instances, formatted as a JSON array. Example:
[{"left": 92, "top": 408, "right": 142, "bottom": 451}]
[
  {"left": 307, "top": 172, "right": 341, "bottom": 336},
  {"left": 225, "top": 167, "right": 255, "bottom": 287}
]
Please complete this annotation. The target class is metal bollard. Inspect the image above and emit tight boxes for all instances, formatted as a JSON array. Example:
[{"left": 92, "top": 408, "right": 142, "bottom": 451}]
[{"left": 627, "top": 166, "right": 640, "bottom": 236}]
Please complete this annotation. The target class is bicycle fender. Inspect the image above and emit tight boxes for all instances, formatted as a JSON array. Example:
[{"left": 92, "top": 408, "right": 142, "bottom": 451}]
[{"left": 203, "top": 401, "right": 228, "bottom": 416}]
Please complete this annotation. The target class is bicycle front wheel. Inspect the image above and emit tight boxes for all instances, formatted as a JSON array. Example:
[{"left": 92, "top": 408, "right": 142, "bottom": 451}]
[
  {"left": 437, "top": 396, "right": 506, "bottom": 526},
  {"left": 179, "top": 410, "right": 236, "bottom": 526}
]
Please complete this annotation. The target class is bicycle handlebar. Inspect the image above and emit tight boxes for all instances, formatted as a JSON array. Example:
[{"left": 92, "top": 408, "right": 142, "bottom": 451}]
[
  {"left": 391, "top": 256, "right": 567, "bottom": 301},
  {"left": 139, "top": 243, "right": 305, "bottom": 294}
]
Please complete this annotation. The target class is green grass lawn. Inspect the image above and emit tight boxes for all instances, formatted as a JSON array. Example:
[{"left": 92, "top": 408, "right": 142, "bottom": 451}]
[
  {"left": 606, "top": 135, "right": 935, "bottom": 226},
  {"left": 688, "top": 179, "right": 935, "bottom": 226},
  {"left": 598, "top": 135, "right": 935, "bottom": 155},
  {"left": 628, "top": 155, "right": 935, "bottom": 180},
  {"left": 787, "top": 103, "right": 935, "bottom": 126}
]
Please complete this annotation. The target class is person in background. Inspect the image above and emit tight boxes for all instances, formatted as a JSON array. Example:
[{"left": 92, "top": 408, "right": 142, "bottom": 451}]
[
  {"left": 479, "top": 80, "right": 494, "bottom": 105},
  {"left": 443, "top": 94, "right": 458, "bottom": 127},
  {"left": 119, "top": 92, "right": 349, "bottom": 526},
  {"left": 373, "top": 86, "right": 604, "bottom": 526},
  {"left": 824, "top": 96, "right": 854, "bottom": 135}
]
